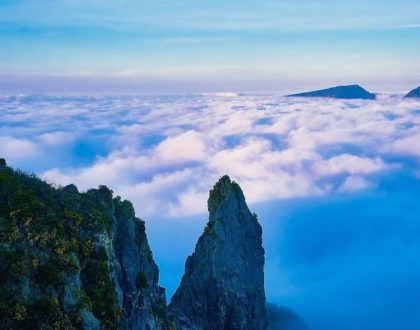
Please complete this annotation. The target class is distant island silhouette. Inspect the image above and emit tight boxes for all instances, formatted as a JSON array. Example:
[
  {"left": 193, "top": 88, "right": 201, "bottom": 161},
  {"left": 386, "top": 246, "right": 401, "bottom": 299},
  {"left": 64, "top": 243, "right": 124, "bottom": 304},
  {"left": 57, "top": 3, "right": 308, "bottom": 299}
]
[
  {"left": 287, "top": 84, "right": 376, "bottom": 100},
  {"left": 404, "top": 86, "right": 420, "bottom": 98}
]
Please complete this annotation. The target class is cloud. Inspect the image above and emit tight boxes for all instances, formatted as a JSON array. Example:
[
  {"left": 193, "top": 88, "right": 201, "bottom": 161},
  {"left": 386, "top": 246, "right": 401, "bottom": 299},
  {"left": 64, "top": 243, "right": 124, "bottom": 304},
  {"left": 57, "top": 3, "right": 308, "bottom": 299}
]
[
  {"left": 312, "top": 154, "right": 393, "bottom": 176},
  {"left": 264, "top": 177, "right": 420, "bottom": 330},
  {"left": 0, "top": 135, "right": 38, "bottom": 161},
  {"left": 0, "top": 94, "right": 417, "bottom": 219},
  {"left": 153, "top": 130, "right": 209, "bottom": 164},
  {"left": 119, "top": 168, "right": 212, "bottom": 217},
  {"left": 43, "top": 159, "right": 128, "bottom": 190},
  {"left": 38, "top": 131, "right": 76, "bottom": 145},
  {"left": 385, "top": 132, "right": 420, "bottom": 157},
  {"left": 168, "top": 188, "right": 209, "bottom": 217},
  {"left": 266, "top": 303, "right": 308, "bottom": 330},
  {"left": 339, "top": 175, "right": 373, "bottom": 192}
]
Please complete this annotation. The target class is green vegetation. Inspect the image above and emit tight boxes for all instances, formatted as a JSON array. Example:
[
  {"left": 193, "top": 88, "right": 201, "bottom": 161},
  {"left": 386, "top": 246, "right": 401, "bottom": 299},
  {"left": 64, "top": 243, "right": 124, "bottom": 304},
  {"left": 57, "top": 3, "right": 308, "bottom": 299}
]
[
  {"left": 82, "top": 260, "right": 120, "bottom": 329},
  {"left": 0, "top": 162, "right": 172, "bottom": 329},
  {"left": 136, "top": 272, "right": 148, "bottom": 290},
  {"left": 202, "top": 221, "right": 216, "bottom": 240},
  {"left": 0, "top": 164, "right": 123, "bottom": 329},
  {"left": 152, "top": 297, "right": 167, "bottom": 320}
]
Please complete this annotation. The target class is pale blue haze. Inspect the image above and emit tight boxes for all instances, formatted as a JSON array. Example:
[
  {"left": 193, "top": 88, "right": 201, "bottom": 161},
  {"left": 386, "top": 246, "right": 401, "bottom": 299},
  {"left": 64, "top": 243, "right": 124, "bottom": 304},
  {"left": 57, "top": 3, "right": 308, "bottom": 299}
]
[{"left": 0, "top": 0, "right": 419, "bottom": 93}]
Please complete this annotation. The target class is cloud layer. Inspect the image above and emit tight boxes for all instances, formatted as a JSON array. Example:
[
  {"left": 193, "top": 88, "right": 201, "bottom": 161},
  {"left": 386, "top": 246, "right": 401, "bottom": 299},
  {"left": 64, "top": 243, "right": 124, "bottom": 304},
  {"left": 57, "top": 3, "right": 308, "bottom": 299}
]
[
  {"left": 0, "top": 94, "right": 418, "bottom": 218},
  {"left": 1, "top": 93, "right": 420, "bottom": 330}
]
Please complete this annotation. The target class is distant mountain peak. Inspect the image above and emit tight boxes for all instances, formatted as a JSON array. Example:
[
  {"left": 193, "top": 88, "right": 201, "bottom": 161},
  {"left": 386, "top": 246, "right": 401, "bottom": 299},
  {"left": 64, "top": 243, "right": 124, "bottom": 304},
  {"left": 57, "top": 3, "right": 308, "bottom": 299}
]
[
  {"left": 288, "top": 84, "right": 376, "bottom": 100},
  {"left": 404, "top": 86, "right": 420, "bottom": 98}
]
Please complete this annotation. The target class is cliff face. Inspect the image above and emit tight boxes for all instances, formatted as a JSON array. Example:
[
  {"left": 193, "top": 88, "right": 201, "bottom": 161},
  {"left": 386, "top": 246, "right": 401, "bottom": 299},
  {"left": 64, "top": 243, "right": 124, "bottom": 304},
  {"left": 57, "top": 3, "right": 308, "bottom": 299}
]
[
  {"left": 0, "top": 163, "right": 168, "bottom": 329},
  {"left": 169, "top": 176, "right": 268, "bottom": 330},
  {"left": 1, "top": 162, "right": 275, "bottom": 330}
]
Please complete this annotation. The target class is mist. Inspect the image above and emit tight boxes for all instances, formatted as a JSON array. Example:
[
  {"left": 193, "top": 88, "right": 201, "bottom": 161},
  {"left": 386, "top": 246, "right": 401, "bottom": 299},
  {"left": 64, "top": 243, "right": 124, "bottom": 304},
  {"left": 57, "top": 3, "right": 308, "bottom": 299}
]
[{"left": 258, "top": 174, "right": 420, "bottom": 330}]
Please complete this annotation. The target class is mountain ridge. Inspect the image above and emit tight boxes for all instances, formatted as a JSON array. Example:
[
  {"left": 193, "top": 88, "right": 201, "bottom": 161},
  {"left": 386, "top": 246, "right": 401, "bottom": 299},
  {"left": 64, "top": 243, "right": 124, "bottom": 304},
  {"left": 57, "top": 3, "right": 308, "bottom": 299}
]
[
  {"left": 404, "top": 86, "right": 420, "bottom": 98},
  {"left": 287, "top": 84, "right": 376, "bottom": 100}
]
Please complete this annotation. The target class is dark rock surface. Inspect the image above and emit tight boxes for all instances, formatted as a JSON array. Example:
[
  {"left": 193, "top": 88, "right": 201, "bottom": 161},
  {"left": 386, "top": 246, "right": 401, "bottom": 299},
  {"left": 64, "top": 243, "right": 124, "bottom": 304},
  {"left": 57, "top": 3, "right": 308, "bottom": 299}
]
[
  {"left": 287, "top": 85, "right": 376, "bottom": 100},
  {"left": 112, "top": 195, "right": 168, "bottom": 329},
  {"left": 404, "top": 86, "right": 420, "bottom": 98},
  {"left": 169, "top": 175, "right": 267, "bottom": 330}
]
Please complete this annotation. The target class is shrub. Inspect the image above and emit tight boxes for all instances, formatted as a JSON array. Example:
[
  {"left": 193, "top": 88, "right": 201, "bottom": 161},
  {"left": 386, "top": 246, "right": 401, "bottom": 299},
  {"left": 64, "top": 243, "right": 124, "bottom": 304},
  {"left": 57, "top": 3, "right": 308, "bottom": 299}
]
[
  {"left": 0, "top": 250, "right": 25, "bottom": 282},
  {"left": 0, "top": 218, "right": 20, "bottom": 245},
  {"left": 82, "top": 260, "right": 119, "bottom": 329},
  {"left": 134, "top": 220, "right": 146, "bottom": 246},
  {"left": 0, "top": 285, "right": 13, "bottom": 310},
  {"left": 136, "top": 272, "right": 148, "bottom": 290},
  {"left": 35, "top": 263, "right": 61, "bottom": 287},
  {"left": 95, "top": 246, "right": 108, "bottom": 261},
  {"left": 33, "top": 296, "right": 62, "bottom": 322},
  {"left": 152, "top": 298, "right": 167, "bottom": 320},
  {"left": 80, "top": 240, "right": 95, "bottom": 259}
]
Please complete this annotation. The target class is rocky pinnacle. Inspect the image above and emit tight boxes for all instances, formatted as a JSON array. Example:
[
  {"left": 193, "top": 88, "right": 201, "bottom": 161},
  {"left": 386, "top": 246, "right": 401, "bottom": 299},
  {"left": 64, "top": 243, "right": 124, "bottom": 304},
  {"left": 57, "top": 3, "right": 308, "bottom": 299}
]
[{"left": 169, "top": 175, "right": 268, "bottom": 330}]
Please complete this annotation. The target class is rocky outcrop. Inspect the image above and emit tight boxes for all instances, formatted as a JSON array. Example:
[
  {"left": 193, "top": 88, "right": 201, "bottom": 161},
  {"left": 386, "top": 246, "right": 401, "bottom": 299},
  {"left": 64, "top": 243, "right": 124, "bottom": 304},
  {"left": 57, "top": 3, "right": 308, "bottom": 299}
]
[
  {"left": 287, "top": 84, "right": 376, "bottom": 100},
  {"left": 113, "top": 196, "right": 168, "bottom": 329},
  {"left": 169, "top": 175, "right": 267, "bottom": 330},
  {"left": 0, "top": 164, "right": 168, "bottom": 329},
  {"left": 1, "top": 162, "right": 302, "bottom": 330},
  {"left": 404, "top": 86, "right": 420, "bottom": 98}
]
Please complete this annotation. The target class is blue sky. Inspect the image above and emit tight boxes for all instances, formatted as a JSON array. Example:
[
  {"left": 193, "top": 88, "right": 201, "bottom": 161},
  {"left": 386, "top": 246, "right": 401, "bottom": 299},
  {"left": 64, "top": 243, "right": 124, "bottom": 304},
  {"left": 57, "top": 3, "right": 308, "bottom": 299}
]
[{"left": 0, "top": 0, "right": 419, "bottom": 93}]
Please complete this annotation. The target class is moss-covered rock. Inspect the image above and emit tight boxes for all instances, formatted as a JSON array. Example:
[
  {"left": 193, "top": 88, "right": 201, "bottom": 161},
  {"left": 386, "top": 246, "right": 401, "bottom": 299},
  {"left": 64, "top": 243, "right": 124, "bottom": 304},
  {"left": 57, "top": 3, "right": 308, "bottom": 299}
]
[
  {"left": 169, "top": 175, "right": 268, "bottom": 330},
  {"left": 0, "top": 163, "right": 168, "bottom": 329}
]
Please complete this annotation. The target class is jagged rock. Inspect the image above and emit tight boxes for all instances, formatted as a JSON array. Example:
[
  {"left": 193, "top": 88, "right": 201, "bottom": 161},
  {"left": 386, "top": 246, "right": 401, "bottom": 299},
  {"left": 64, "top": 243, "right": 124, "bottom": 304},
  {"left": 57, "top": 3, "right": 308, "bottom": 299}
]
[
  {"left": 169, "top": 175, "right": 267, "bottom": 330},
  {"left": 287, "top": 84, "right": 376, "bottom": 100},
  {"left": 0, "top": 165, "right": 168, "bottom": 329},
  {"left": 404, "top": 86, "right": 420, "bottom": 98},
  {"left": 113, "top": 197, "right": 168, "bottom": 329},
  {"left": 1, "top": 163, "right": 304, "bottom": 330}
]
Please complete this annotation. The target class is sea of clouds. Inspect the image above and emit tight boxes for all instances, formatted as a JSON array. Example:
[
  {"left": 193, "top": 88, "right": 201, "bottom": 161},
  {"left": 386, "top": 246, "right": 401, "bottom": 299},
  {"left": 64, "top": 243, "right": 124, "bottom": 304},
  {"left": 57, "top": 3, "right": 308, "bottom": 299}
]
[
  {"left": 1, "top": 94, "right": 419, "bottom": 216},
  {"left": 1, "top": 93, "right": 419, "bottom": 329}
]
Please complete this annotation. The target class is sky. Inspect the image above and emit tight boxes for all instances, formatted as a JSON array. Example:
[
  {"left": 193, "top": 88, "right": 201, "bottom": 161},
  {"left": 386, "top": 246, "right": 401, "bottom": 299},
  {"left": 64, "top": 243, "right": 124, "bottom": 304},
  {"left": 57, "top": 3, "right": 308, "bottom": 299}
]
[
  {"left": 0, "top": 93, "right": 420, "bottom": 329},
  {"left": 0, "top": 0, "right": 419, "bottom": 93}
]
